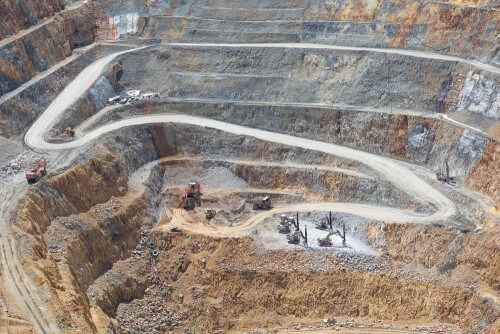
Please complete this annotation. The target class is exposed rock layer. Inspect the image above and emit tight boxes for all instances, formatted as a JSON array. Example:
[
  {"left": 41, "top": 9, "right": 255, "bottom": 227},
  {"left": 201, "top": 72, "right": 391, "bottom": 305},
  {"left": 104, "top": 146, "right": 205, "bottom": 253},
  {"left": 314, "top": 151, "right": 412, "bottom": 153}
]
[{"left": 0, "top": 0, "right": 65, "bottom": 41}]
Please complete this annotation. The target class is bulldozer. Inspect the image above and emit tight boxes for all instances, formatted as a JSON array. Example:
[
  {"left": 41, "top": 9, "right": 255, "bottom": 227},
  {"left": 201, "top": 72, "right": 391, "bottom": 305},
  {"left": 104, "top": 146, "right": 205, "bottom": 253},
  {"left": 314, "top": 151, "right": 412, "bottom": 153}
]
[
  {"left": 181, "top": 182, "right": 202, "bottom": 210},
  {"left": 252, "top": 196, "right": 271, "bottom": 210},
  {"left": 26, "top": 161, "right": 47, "bottom": 184}
]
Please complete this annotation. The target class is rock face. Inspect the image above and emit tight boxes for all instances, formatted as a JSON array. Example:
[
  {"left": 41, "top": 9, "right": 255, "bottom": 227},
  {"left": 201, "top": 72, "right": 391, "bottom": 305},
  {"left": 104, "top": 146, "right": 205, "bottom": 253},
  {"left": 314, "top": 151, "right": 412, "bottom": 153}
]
[
  {"left": 0, "top": 48, "right": 97, "bottom": 138},
  {"left": 458, "top": 71, "right": 499, "bottom": 119},
  {"left": 466, "top": 141, "right": 500, "bottom": 203},
  {"left": 0, "top": 0, "right": 65, "bottom": 41},
  {"left": 114, "top": 232, "right": 499, "bottom": 334},
  {"left": 50, "top": 61, "right": 123, "bottom": 136},
  {"left": 0, "top": 3, "right": 95, "bottom": 97},
  {"left": 106, "top": 101, "right": 492, "bottom": 200},
  {"left": 13, "top": 154, "right": 133, "bottom": 331},
  {"left": 115, "top": 0, "right": 500, "bottom": 63}
]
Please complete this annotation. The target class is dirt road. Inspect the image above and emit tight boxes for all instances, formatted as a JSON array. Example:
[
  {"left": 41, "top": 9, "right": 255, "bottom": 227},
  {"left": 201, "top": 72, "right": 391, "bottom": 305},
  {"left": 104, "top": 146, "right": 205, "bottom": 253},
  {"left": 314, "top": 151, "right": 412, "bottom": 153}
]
[
  {"left": 27, "top": 113, "right": 456, "bottom": 225},
  {"left": 14, "top": 42, "right": 489, "bottom": 332},
  {"left": 0, "top": 189, "right": 56, "bottom": 334}
]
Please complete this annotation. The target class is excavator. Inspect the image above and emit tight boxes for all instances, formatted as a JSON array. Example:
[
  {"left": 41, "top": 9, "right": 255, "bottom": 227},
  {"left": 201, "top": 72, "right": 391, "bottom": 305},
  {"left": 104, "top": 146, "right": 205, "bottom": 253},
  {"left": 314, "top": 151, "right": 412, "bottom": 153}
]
[
  {"left": 26, "top": 161, "right": 47, "bottom": 184},
  {"left": 318, "top": 224, "right": 347, "bottom": 247},
  {"left": 181, "top": 182, "right": 202, "bottom": 210},
  {"left": 318, "top": 231, "right": 334, "bottom": 247}
]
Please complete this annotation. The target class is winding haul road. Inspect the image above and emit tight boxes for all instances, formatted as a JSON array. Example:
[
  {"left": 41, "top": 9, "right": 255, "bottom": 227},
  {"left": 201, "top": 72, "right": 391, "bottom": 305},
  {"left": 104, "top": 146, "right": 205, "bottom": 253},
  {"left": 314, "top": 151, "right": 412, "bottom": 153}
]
[
  {"left": 12, "top": 41, "right": 499, "bottom": 332},
  {"left": 24, "top": 46, "right": 456, "bottom": 225}
]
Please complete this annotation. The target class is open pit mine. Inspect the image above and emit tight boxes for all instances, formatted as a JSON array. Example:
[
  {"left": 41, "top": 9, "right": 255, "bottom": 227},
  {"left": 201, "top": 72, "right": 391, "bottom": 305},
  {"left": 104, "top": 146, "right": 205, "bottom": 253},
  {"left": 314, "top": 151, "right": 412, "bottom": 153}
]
[{"left": 0, "top": 0, "right": 499, "bottom": 333}]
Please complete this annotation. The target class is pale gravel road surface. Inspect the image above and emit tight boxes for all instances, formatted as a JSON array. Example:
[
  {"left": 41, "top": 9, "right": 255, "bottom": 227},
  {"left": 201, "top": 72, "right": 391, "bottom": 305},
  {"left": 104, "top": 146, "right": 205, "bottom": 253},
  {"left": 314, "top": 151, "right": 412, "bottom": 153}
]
[{"left": 17, "top": 42, "right": 492, "bottom": 332}]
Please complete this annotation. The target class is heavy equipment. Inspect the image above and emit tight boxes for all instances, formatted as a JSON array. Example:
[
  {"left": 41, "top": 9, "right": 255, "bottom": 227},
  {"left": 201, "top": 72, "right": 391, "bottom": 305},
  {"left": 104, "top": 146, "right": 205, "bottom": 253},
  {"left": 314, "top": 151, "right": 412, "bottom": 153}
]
[
  {"left": 318, "top": 224, "right": 347, "bottom": 247},
  {"left": 182, "top": 182, "right": 202, "bottom": 210},
  {"left": 315, "top": 218, "right": 328, "bottom": 230},
  {"left": 286, "top": 224, "right": 308, "bottom": 247},
  {"left": 277, "top": 214, "right": 292, "bottom": 233},
  {"left": 62, "top": 127, "right": 75, "bottom": 138},
  {"left": 277, "top": 223, "right": 291, "bottom": 234},
  {"left": 205, "top": 209, "right": 216, "bottom": 219},
  {"left": 436, "top": 161, "right": 458, "bottom": 186},
  {"left": 26, "top": 161, "right": 47, "bottom": 184},
  {"left": 286, "top": 228, "right": 301, "bottom": 244},
  {"left": 252, "top": 196, "right": 271, "bottom": 210},
  {"left": 277, "top": 217, "right": 289, "bottom": 233},
  {"left": 318, "top": 231, "right": 334, "bottom": 247}
]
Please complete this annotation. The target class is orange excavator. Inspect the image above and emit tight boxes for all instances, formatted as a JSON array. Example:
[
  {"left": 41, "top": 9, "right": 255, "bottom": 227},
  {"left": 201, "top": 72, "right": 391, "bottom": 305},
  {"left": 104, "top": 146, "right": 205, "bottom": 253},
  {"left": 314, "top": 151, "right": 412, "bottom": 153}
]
[
  {"left": 181, "top": 182, "right": 202, "bottom": 210},
  {"left": 26, "top": 161, "right": 47, "bottom": 184}
]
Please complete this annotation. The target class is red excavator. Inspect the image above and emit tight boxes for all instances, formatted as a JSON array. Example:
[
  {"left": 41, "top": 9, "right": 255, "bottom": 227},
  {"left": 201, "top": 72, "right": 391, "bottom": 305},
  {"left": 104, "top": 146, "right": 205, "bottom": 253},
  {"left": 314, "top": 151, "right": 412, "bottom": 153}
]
[
  {"left": 26, "top": 161, "right": 47, "bottom": 184},
  {"left": 181, "top": 182, "right": 202, "bottom": 210}
]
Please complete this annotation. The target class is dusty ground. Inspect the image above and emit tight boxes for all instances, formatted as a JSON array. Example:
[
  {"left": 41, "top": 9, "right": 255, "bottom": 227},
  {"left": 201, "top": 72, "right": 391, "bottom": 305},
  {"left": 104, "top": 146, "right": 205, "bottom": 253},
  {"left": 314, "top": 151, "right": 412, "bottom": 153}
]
[{"left": 0, "top": 0, "right": 498, "bottom": 333}]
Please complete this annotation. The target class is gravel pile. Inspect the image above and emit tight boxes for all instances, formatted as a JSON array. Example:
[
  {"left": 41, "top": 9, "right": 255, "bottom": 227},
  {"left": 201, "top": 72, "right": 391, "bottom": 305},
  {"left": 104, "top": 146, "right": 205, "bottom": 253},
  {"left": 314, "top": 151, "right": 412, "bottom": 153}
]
[
  {"left": 216, "top": 247, "right": 476, "bottom": 291},
  {"left": 116, "top": 283, "right": 188, "bottom": 334}
]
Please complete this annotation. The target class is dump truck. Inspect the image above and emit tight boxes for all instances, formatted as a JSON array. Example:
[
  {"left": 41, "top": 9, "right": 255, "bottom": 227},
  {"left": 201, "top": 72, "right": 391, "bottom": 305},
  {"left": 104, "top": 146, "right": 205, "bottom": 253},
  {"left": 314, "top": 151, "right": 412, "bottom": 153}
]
[
  {"left": 252, "top": 196, "right": 271, "bottom": 210},
  {"left": 182, "top": 182, "right": 202, "bottom": 210},
  {"left": 26, "top": 161, "right": 47, "bottom": 184},
  {"left": 62, "top": 127, "right": 75, "bottom": 138}
]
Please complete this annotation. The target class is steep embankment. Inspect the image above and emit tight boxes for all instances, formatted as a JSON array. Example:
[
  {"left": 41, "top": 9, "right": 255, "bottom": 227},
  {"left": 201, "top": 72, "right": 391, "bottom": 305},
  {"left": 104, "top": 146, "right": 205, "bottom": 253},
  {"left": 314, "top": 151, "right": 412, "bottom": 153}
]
[
  {"left": 12, "top": 155, "right": 129, "bottom": 331},
  {"left": 0, "top": 3, "right": 95, "bottom": 97},
  {"left": 112, "top": 232, "right": 499, "bottom": 334},
  {"left": 129, "top": 0, "right": 499, "bottom": 63},
  {"left": 0, "top": 47, "right": 98, "bottom": 138},
  {"left": 0, "top": 0, "right": 65, "bottom": 41},
  {"left": 100, "top": 101, "right": 496, "bottom": 204},
  {"left": 466, "top": 142, "right": 500, "bottom": 204}
]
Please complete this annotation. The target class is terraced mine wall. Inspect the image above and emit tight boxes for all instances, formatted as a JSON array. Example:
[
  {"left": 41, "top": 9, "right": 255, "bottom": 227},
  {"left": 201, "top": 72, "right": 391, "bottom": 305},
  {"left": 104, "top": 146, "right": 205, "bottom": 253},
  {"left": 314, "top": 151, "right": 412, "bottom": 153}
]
[
  {"left": 0, "top": 48, "right": 98, "bottom": 138},
  {"left": 160, "top": 158, "right": 429, "bottom": 212},
  {"left": 50, "top": 61, "right": 124, "bottom": 137},
  {"left": 0, "top": 0, "right": 65, "bottom": 41},
  {"left": 118, "top": 46, "right": 499, "bottom": 134},
  {"left": 0, "top": 3, "right": 95, "bottom": 97},
  {"left": 113, "top": 231, "right": 498, "bottom": 333},
  {"left": 108, "top": 0, "right": 500, "bottom": 64},
  {"left": 304, "top": 0, "right": 499, "bottom": 64},
  {"left": 11, "top": 124, "right": 499, "bottom": 332},
  {"left": 364, "top": 222, "right": 500, "bottom": 291},
  {"left": 103, "top": 101, "right": 497, "bottom": 203}
]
